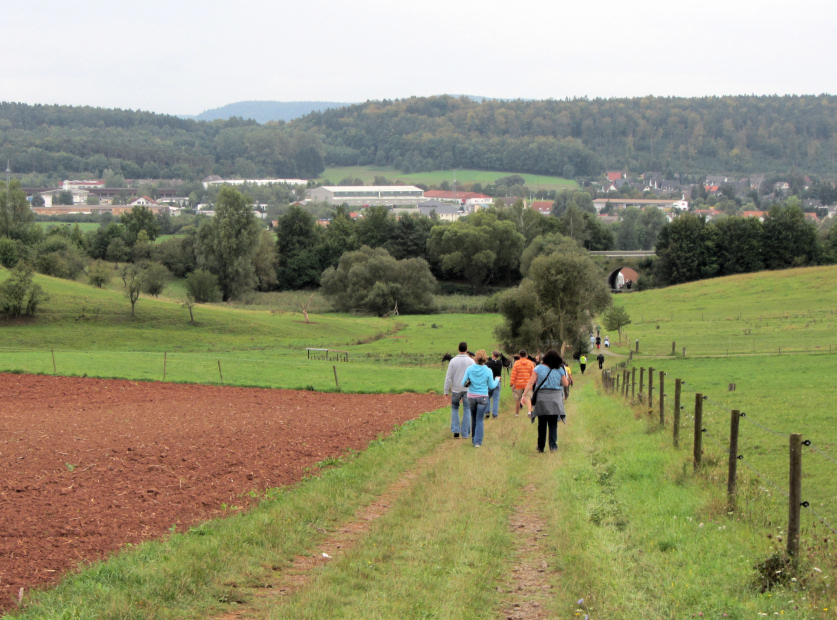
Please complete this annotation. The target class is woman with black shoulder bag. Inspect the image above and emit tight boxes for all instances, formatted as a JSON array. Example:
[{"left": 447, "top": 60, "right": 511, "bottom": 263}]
[{"left": 523, "top": 349, "right": 569, "bottom": 453}]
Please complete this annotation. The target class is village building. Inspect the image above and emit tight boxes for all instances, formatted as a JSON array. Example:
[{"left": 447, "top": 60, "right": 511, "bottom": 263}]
[{"left": 306, "top": 185, "right": 424, "bottom": 207}]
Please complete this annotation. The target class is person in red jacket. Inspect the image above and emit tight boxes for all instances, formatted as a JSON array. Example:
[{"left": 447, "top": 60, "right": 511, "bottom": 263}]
[{"left": 509, "top": 350, "right": 535, "bottom": 417}]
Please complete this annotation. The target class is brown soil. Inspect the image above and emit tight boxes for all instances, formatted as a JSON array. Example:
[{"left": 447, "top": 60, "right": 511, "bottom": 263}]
[{"left": 0, "top": 373, "right": 444, "bottom": 612}]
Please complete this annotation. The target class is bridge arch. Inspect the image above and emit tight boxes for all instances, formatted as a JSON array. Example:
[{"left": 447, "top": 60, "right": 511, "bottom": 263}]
[{"left": 608, "top": 266, "right": 639, "bottom": 291}]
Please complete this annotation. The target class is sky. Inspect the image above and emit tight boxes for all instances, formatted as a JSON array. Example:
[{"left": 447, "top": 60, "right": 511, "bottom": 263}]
[{"left": 3, "top": 0, "right": 835, "bottom": 117}]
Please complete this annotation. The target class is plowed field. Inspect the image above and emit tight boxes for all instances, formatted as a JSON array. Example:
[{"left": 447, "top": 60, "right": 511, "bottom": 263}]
[{"left": 0, "top": 373, "right": 443, "bottom": 611}]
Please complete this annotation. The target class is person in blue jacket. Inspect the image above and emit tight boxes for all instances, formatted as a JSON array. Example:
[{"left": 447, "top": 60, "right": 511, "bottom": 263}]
[{"left": 461, "top": 349, "right": 499, "bottom": 448}]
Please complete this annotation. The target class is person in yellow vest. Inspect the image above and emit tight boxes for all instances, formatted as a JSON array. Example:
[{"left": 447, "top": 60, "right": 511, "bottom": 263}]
[
  {"left": 579, "top": 354, "right": 587, "bottom": 374},
  {"left": 563, "top": 361, "right": 573, "bottom": 399}
]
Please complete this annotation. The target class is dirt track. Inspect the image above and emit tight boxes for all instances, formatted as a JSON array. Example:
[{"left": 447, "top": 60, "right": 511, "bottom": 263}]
[{"left": 0, "top": 373, "right": 444, "bottom": 611}]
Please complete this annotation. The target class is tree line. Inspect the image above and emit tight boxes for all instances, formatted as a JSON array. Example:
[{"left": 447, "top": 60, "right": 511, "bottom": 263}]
[
  {"left": 294, "top": 94, "right": 837, "bottom": 178},
  {"left": 652, "top": 200, "right": 837, "bottom": 287},
  {"left": 0, "top": 103, "right": 325, "bottom": 183},
  {"left": 3, "top": 95, "right": 837, "bottom": 184}
]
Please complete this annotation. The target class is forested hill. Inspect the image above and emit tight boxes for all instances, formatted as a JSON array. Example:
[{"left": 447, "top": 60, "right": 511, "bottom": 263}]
[
  {"left": 1, "top": 95, "right": 836, "bottom": 183},
  {"left": 289, "top": 94, "right": 837, "bottom": 178},
  {"left": 0, "top": 102, "right": 326, "bottom": 182}
]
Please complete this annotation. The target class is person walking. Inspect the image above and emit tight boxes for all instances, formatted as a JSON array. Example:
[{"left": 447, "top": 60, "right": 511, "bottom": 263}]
[
  {"left": 597, "top": 352, "right": 605, "bottom": 369},
  {"left": 486, "top": 350, "right": 504, "bottom": 419},
  {"left": 510, "top": 350, "right": 536, "bottom": 417},
  {"left": 443, "top": 341, "right": 475, "bottom": 439},
  {"left": 596, "top": 335, "right": 601, "bottom": 350},
  {"left": 579, "top": 354, "right": 587, "bottom": 374},
  {"left": 461, "top": 350, "right": 499, "bottom": 448},
  {"left": 604, "top": 336, "right": 610, "bottom": 349},
  {"left": 525, "top": 349, "right": 569, "bottom": 453}
]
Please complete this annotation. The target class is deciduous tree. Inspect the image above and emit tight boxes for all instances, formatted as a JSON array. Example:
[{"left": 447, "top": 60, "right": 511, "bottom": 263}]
[
  {"left": 194, "top": 187, "right": 261, "bottom": 300},
  {"left": 495, "top": 242, "right": 611, "bottom": 356},
  {"left": 320, "top": 246, "right": 437, "bottom": 316}
]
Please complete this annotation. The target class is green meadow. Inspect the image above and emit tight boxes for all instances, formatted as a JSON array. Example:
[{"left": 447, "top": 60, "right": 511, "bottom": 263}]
[
  {"left": 604, "top": 265, "right": 837, "bottom": 357},
  {"left": 315, "top": 166, "right": 578, "bottom": 192},
  {"left": 0, "top": 271, "right": 500, "bottom": 392},
  {"left": 3, "top": 264, "right": 837, "bottom": 618}
]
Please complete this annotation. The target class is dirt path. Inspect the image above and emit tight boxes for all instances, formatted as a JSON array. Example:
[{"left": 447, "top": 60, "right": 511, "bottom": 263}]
[
  {"left": 500, "top": 484, "right": 555, "bottom": 619},
  {"left": 0, "top": 373, "right": 444, "bottom": 612},
  {"left": 499, "top": 382, "right": 584, "bottom": 619},
  {"left": 215, "top": 439, "right": 456, "bottom": 619}
]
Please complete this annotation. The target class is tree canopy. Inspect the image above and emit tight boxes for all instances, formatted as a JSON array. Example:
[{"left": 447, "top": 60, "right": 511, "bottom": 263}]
[
  {"left": 320, "top": 246, "right": 437, "bottom": 316},
  {"left": 194, "top": 187, "right": 261, "bottom": 300},
  {"left": 495, "top": 241, "right": 611, "bottom": 356}
]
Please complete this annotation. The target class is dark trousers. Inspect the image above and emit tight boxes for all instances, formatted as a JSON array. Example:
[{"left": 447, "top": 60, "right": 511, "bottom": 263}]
[
  {"left": 537, "top": 415, "right": 558, "bottom": 452},
  {"left": 580, "top": 364, "right": 586, "bottom": 374}
]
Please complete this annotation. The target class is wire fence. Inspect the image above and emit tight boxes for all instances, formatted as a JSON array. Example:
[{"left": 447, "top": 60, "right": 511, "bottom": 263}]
[{"left": 601, "top": 359, "right": 837, "bottom": 556}]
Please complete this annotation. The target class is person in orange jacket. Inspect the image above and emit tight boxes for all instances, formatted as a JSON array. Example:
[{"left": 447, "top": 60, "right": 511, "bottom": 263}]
[{"left": 509, "top": 350, "right": 536, "bottom": 417}]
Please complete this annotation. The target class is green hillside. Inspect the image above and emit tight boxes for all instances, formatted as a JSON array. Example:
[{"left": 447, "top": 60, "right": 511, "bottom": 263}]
[
  {"left": 0, "top": 270, "right": 501, "bottom": 392},
  {"left": 602, "top": 265, "right": 837, "bottom": 357}
]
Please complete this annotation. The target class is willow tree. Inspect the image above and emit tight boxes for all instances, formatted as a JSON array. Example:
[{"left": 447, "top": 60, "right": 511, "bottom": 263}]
[{"left": 495, "top": 241, "right": 610, "bottom": 357}]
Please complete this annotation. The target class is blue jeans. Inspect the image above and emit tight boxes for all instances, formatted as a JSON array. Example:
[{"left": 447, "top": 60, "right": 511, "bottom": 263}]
[
  {"left": 488, "top": 384, "right": 501, "bottom": 418},
  {"left": 450, "top": 391, "right": 470, "bottom": 437},
  {"left": 468, "top": 395, "right": 489, "bottom": 446}
]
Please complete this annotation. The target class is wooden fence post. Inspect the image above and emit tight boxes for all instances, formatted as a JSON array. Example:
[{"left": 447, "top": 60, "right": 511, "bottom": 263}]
[
  {"left": 693, "top": 393, "right": 703, "bottom": 469},
  {"left": 163, "top": 351, "right": 167, "bottom": 381},
  {"left": 673, "top": 379, "right": 682, "bottom": 448},
  {"left": 659, "top": 371, "right": 666, "bottom": 426},
  {"left": 624, "top": 369, "right": 629, "bottom": 398},
  {"left": 217, "top": 360, "right": 223, "bottom": 382},
  {"left": 788, "top": 433, "right": 803, "bottom": 560},
  {"left": 672, "top": 341, "right": 676, "bottom": 355},
  {"left": 333, "top": 365, "right": 340, "bottom": 389},
  {"left": 639, "top": 367, "right": 645, "bottom": 400},
  {"left": 648, "top": 367, "right": 654, "bottom": 409},
  {"left": 727, "top": 410, "right": 741, "bottom": 510},
  {"left": 51, "top": 348, "right": 57, "bottom": 374},
  {"left": 631, "top": 367, "right": 636, "bottom": 400}
]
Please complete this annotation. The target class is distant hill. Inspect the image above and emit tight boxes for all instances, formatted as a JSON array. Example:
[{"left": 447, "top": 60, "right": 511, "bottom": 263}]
[{"left": 189, "top": 101, "right": 351, "bottom": 123}]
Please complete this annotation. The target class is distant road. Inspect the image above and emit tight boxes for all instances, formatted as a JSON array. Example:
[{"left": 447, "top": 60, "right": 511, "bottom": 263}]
[{"left": 589, "top": 250, "right": 656, "bottom": 258}]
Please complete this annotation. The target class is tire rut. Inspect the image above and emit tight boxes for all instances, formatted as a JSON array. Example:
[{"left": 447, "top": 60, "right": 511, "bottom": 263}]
[{"left": 215, "top": 438, "right": 456, "bottom": 619}]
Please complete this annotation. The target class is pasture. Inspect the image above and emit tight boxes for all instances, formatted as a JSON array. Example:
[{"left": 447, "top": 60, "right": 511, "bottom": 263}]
[
  {"left": 1, "top": 264, "right": 836, "bottom": 617},
  {"left": 315, "top": 165, "right": 578, "bottom": 192}
]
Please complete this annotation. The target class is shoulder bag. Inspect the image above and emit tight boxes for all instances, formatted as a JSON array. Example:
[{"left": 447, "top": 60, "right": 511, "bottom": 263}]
[{"left": 530, "top": 368, "right": 554, "bottom": 406}]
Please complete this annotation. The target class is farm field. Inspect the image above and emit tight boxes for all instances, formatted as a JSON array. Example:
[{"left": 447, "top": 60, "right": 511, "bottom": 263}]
[
  {"left": 315, "top": 166, "right": 578, "bottom": 192},
  {"left": 1, "top": 265, "right": 836, "bottom": 617},
  {"left": 0, "top": 373, "right": 443, "bottom": 613}
]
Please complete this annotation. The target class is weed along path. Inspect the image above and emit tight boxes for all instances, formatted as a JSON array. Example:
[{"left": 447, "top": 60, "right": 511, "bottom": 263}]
[{"left": 0, "top": 373, "right": 443, "bottom": 613}]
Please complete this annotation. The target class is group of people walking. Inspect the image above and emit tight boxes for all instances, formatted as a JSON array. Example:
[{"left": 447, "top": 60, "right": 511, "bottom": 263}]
[{"left": 443, "top": 343, "right": 570, "bottom": 453}]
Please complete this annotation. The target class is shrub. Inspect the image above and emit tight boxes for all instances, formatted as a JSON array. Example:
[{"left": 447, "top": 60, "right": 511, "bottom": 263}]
[
  {"left": 0, "top": 261, "right": 49, "bottom": 318},
  {"left": 185, "top": 269, "right": 222, "bottom": 303}
]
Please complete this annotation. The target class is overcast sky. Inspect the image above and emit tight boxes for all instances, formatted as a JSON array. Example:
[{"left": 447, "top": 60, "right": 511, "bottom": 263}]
[{"left": 3, "top": 0, "right": 835, "bottom": 117}]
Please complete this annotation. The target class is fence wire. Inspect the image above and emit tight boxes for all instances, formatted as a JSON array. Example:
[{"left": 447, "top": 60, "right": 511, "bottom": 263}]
[{"left": 604, "top": 362, "right": 837, "bottom": 547}]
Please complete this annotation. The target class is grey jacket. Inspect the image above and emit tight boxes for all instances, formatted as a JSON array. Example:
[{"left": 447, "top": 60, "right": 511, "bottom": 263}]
[{"left": 444, "top": 353, "right": 475, "bottom": 395}]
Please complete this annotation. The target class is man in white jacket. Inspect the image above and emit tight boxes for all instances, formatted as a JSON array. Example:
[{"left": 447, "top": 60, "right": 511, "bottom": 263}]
[{"left": 443, "top": 341, "right": 475, "bottom": 438}]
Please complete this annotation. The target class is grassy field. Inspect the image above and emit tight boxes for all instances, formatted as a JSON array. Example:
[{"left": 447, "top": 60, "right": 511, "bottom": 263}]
[
  {"left": 315, "top": 166, "right": 578, "bottom": 192},
  {"left": 603, "top": 266, "right": 837, "bottom": 357},
  {"left": 0, "top": 272, "right": 501, "bottom": 392},
  {"left": 3, "top": 265, "right": 837, "bottom": 617}
]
